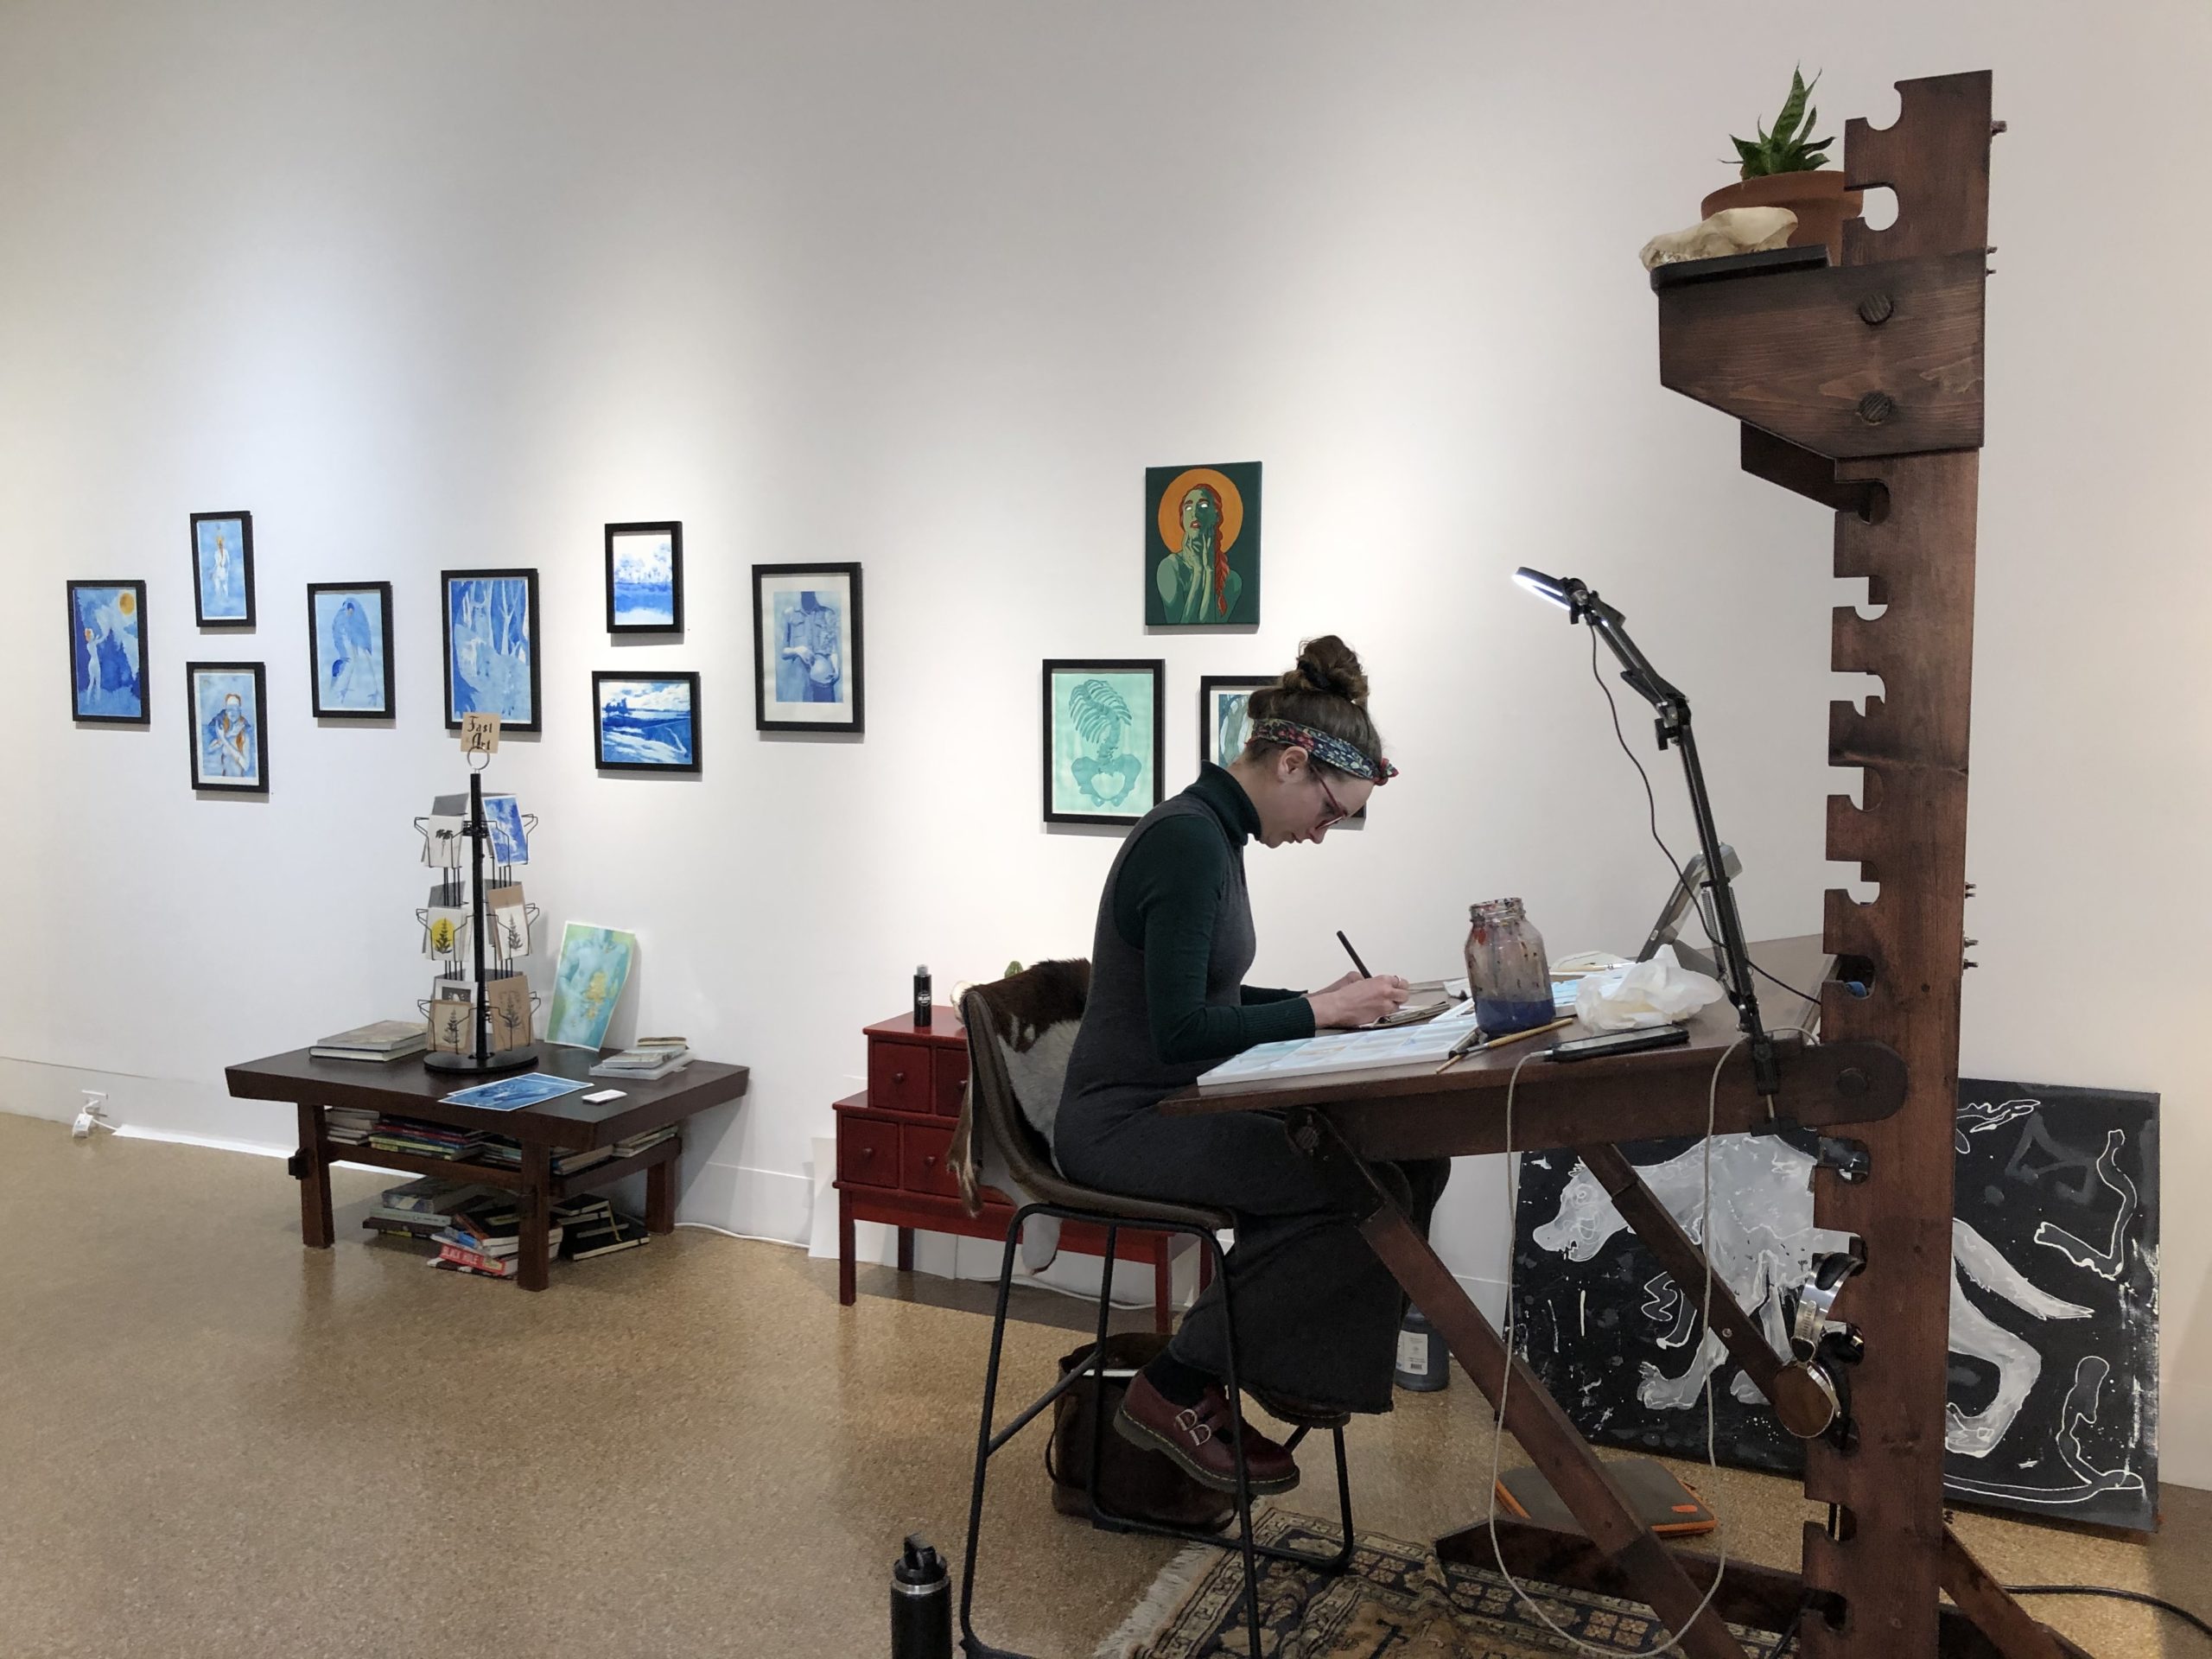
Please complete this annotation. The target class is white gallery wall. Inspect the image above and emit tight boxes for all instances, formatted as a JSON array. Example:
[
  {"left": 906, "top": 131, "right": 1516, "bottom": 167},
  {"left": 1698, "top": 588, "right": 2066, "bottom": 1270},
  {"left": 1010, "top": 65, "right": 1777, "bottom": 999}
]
[{"left": 3, "top": 3, "right": 2206, "bottom": 1481}]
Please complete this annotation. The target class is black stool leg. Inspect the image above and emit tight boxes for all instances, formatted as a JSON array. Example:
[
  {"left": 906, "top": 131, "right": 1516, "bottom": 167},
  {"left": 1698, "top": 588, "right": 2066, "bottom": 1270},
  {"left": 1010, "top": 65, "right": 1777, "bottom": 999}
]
[
  {"left": 957, "top": 1212, "right": 1027, "bottom": 1656},
  {"left": 1083, "top": 1226, "right": 1121, "bottom": 1527},
  {"left": 1208, "top": 1229, "right": 1267, "bottom": 1659}
]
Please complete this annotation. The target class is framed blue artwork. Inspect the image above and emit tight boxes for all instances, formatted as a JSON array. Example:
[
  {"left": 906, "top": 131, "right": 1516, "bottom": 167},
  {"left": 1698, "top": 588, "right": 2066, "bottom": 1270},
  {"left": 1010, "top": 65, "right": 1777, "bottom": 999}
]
[
  {"left": 306, "top": 582, "right": 395, "bottom": 718},
  {"left": 186, "top": 660, "right": 268, "bottom": 792},
  {"left": 1042, "top": 659, "right": 1163, "bottom": 827},
  {"left": 594, "top": 671, "right": 700, "bottom": 772},
  {"left": 605, "top": 521, "right": 683, "bottom": 633},
  {"left": 441, "top": 568, "right": 541, "bottom": 732},
  {"left": 752, "top": 563, "right": 862, "bottom": 734},
  {"left": 67, "top": 580, "right": 149, "bottom": 723},
  {"left": 1198, "top": 674, "right": 1271, "bottom": 768},
  {"left": 189, "top": 511, "right": 255, "bottom": 627}
]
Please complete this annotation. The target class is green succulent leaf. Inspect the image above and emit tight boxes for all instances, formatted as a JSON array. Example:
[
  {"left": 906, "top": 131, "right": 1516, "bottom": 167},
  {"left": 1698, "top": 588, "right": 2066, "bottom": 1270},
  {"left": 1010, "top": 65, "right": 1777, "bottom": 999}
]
[{"left": 1726, "top": 67, "right": 1833, "bottom": 178}]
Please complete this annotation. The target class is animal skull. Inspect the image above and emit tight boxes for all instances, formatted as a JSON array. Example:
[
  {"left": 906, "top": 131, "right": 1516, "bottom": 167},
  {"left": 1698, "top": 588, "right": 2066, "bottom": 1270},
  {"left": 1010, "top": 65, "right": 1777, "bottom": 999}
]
[{"left": 1638, "top": 207, "right": 1798, "bottom": 270}]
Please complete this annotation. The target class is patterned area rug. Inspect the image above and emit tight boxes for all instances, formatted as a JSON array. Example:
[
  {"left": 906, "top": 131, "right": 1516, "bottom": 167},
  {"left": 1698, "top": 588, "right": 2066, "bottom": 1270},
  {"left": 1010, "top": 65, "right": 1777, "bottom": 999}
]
[{"left": 1098, "top": 1510, "right": 1791, "bottom": 1659}]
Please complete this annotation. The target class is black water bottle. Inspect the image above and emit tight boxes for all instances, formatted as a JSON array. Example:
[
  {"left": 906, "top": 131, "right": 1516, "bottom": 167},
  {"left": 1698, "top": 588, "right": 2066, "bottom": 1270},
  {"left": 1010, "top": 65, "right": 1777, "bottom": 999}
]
[
  {"left": 913, "top": 964, "right": 932, "bottom": 1027},
  {"left": 890, "top": 1534, "right": 952, "bottom": 1659}
]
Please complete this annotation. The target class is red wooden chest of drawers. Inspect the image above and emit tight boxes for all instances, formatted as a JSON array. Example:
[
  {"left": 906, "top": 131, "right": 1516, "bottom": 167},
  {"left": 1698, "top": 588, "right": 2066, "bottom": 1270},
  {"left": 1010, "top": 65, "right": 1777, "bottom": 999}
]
[{"left": 833, "top": 1007, "right": 1195, "bottom": 1332}]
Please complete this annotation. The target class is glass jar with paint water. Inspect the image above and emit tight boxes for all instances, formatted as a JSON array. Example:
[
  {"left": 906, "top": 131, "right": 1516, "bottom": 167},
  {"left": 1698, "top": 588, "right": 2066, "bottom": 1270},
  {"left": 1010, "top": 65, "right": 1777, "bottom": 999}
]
[{"left": 1464, "top": 898, "right": 1554, "bottom": 1035}]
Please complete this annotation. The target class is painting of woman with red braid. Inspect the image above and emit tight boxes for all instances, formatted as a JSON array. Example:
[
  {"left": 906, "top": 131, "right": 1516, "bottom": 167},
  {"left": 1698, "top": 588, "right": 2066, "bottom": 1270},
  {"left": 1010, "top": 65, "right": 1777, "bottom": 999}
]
[{"left": 1144, "top": 461, "right": 1261, "bottom": 627}]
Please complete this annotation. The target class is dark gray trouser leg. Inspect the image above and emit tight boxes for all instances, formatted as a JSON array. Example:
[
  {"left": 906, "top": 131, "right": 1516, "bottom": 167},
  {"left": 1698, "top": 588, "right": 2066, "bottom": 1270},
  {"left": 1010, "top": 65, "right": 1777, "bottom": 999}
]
[{"left": 1057, "top": 1105, "right": 1452, "bottom": 1414}]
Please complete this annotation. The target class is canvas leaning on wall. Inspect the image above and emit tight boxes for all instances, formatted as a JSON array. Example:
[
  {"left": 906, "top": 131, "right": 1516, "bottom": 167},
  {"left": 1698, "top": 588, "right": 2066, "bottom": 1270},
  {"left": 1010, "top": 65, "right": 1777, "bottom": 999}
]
[
  {"left": 306, "top": 582, "right": 394, "bottom": 718},
  {"left": 751, "top": 563, "right": 862, "bottom": 734},
  {"left": 185, "top": 661, "right": 268, "bottom": 792},
  {"left": 67, "top": 580, "right": 148, "bottom": 722},
  {"left": 544, "top": 923, "right": 637, "bottom": 1051}
]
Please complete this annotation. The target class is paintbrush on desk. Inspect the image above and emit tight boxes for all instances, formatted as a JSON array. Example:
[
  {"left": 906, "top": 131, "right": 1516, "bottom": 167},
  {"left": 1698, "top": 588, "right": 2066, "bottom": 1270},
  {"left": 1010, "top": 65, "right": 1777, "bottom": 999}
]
[{"left": 1433, "top": 1016, "right": 1575, "bottom": 1075}]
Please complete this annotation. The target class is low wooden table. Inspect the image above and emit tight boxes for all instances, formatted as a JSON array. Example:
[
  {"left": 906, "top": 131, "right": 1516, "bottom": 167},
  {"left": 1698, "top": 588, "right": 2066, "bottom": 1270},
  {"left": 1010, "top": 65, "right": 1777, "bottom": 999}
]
[{"left": 226, "top": 1046, "right": 749, "bottom": 1291}]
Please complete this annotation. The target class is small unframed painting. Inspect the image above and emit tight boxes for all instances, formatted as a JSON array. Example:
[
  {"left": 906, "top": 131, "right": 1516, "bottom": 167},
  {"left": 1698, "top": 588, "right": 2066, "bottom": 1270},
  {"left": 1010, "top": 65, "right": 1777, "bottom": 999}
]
[{"left": 544, "top": 922, "right": 637, "bottom": 1050}]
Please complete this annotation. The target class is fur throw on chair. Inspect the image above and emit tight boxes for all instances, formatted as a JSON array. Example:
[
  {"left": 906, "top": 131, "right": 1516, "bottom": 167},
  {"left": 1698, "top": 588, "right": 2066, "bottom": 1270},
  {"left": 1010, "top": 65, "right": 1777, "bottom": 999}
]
[{"left": 949, "top": 958, "right": 1090, "bottom": 1270}]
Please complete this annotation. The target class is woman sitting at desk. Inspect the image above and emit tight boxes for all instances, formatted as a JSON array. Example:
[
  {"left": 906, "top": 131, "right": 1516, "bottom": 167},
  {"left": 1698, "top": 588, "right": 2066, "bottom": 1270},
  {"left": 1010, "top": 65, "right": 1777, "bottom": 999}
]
[{"left": 1056, "top": 637, "right": 1451, "bottom": 1497}]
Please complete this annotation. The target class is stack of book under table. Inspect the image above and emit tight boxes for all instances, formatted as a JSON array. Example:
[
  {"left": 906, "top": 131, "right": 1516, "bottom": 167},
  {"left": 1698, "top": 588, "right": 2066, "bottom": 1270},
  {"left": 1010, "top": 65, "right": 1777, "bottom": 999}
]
[{"left": 363, "top": 1175, "right": 649, "bottom": 1280}]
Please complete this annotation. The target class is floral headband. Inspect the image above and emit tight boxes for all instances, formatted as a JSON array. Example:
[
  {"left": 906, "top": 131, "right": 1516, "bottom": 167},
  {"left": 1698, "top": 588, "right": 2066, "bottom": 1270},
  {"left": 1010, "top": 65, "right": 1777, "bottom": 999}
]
[{"left": 1249, "top": 716, "right": 1398, "bottom": 784}]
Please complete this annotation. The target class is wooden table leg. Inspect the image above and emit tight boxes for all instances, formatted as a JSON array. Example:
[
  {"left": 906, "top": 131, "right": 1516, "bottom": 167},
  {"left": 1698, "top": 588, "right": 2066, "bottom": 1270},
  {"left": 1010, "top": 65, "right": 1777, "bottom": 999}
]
[
  {"left": 645, "top": 1147, "right": 677, "bottom": 1234},
  {"left": 1152, "top": 1243, "right": 1173, "bottom": 1335},
  {"left": 1344, "top": 1147, "right": 1749, "bottom": 1659},
  {"left": 518, "top": 1142, "right": 552, "bottom": 1292},
  {"left": 839, "top": 1189, "right": 857, "bottom": 1306},
  {"left": 295, "top": 1102, "right": 334, "bottom": 1248},
  {"left": 897, "top": 1226, "right": 915, "bottom": 1272}
]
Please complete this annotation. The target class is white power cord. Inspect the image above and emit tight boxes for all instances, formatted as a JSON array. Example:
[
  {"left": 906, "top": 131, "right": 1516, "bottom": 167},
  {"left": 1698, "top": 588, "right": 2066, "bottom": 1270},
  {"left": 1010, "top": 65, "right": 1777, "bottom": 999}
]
[
  {"left": 72, "top": 1090, "right": 117, "bottom": 1140},
  {"left": 1484, "top": 1039, "right": 1744, "bottom": 1657}
]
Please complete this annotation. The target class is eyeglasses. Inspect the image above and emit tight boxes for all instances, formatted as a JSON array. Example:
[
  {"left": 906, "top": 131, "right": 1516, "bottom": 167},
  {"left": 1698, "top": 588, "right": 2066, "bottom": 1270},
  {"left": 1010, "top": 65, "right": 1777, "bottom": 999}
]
[{"left": 1314, "top": 772, "right": 1350, "bottom": 832}]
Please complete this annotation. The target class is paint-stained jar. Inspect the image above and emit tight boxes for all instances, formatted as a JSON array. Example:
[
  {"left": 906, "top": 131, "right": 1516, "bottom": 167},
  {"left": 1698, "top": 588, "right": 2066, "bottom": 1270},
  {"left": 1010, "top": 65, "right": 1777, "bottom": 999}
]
[{"left": 1464, "top": 898, "right": 1554, "bottom": 1035}]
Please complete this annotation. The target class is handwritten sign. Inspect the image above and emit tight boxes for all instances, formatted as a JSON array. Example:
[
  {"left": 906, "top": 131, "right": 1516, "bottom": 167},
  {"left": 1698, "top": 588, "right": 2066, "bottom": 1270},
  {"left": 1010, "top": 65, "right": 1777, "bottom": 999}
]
[{"left": 460, "top": 712, "right": 501, "bottom": 755}]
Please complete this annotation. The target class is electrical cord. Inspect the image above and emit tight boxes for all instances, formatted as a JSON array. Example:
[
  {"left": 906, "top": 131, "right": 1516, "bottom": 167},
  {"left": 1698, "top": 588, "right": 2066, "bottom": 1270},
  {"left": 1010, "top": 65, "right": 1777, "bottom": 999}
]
[
  {"left": 1483, "top": 1038, "right": 1744, "bottom": 1656},
  {"left": 1999, "top": 1585, "right": 2212, "bottom": 1643},
  {"left": 1587, "top": 628, "right": 1819, "bottom": 1008}
]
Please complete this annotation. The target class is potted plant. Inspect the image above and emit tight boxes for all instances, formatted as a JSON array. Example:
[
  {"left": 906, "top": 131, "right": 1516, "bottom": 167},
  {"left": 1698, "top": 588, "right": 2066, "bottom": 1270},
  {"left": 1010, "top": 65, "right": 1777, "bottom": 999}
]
[{"left": 1701, "top": 67, "right": 1862, "bottom": 260}]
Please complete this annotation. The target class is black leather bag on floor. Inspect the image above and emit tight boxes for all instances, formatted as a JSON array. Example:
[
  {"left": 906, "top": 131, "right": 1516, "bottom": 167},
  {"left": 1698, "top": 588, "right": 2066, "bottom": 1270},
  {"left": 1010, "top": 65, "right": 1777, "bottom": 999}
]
[{"left": 1046, "top": 1332, "right": 1235, "bottom": 1532}]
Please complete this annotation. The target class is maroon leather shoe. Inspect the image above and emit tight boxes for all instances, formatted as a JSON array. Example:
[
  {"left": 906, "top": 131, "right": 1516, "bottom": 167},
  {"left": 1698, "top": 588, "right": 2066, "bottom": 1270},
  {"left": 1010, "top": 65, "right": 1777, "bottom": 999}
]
[{"left": 1114, "top": 1373, "right": 1300, "bottom": 1496}]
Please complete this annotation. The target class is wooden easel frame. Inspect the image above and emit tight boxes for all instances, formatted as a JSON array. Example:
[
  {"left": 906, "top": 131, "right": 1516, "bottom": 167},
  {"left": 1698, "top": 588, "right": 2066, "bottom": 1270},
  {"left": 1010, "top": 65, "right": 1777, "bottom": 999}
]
[{"left": 1168, "top": 72, "right": 2079, "bottom": 1657}]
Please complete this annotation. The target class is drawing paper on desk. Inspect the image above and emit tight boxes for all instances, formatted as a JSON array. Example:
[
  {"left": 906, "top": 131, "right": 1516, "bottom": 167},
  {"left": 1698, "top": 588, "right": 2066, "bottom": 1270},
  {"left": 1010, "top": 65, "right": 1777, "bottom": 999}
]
[{"left": 1198, "top": 1014, "right": 1472, "bottom": 1085}]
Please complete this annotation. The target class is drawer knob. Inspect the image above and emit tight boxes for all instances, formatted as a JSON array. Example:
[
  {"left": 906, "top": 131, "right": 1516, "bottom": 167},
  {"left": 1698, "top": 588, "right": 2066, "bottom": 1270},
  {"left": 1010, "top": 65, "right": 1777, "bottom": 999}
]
[
  {"left": 893, "top": 1071, "right": 908, "bottom": 1084},
  {"left": 923, "top": 1155, "right": 937, "bottom": 1169},
  {"left": 860, "top": 1147, "right": 874, "bottom": 1160}
]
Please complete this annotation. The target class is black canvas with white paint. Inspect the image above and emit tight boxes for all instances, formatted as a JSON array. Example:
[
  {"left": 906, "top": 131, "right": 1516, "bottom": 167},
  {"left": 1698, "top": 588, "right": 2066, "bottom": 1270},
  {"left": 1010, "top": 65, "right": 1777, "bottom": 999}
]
[{"left": 1510, "top": 1079, "right": 2158, "bottom": 1529}]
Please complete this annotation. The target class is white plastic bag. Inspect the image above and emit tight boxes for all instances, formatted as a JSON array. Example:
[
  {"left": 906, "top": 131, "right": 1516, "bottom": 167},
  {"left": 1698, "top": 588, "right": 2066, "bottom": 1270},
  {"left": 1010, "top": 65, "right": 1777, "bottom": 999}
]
[{"left": 1573, "top": 944, "right": 1726, "bottom": 1031}]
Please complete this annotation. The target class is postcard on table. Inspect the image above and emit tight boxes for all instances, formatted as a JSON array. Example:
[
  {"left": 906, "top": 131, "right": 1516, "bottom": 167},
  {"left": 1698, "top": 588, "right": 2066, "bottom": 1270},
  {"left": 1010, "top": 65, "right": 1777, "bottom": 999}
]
[{"left": 439, "top": 1072, "right": 590, "bottom": 1111}]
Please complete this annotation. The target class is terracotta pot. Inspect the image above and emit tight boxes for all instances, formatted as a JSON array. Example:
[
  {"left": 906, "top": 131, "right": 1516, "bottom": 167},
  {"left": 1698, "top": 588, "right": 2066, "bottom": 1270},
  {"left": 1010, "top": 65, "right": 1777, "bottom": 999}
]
[{"left": 1701, "top": 169, "right": 1861, "bottom": 264}]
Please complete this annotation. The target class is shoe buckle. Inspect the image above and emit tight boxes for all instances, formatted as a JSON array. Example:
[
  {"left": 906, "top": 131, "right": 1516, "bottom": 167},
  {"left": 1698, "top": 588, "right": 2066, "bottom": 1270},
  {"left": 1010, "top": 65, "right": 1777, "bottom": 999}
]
[{"left": 1172, "top": 1406, "right": 1213, "bottom": 1446}]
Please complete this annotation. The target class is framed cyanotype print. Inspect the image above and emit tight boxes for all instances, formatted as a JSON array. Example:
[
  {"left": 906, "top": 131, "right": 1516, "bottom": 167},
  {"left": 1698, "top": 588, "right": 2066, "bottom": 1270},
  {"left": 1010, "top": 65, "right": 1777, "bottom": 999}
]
[
  {"left": 1144, "top": 462, "right": 1261, "bottom": 628},
  {"left": 1042, "top": 659, "right": 1163, "bottom": 827},
  {"left": 605, "top": 521, "right": 683, "bottom": 633},
  {"left": 752, "top": 563, "right": 862, "bottom": 734},
  {"left": 189, "top": 511, "right": 256, "bottom": 627},
  {"left": 1198, "top": 675, "right": 1271, "bottom": 769},
  {"left": 442, "top": 569, "right": 541, "bottom": 731},
  {"left": 306, "top": 582, "right": 395, "bottom": 718},
  {"left": 186, "top": 661, "right": 269, "bottom": 792},
  {"left": 593, "top": 671, "right": 700, "bottom": 772},
  {"left": 67, "top": 580, "right": 149, "bottom": 723}
]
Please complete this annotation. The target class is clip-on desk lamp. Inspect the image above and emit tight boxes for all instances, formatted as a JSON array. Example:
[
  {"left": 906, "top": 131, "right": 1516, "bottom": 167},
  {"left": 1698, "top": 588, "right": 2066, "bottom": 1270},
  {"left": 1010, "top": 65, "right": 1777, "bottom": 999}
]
[{"left": 1513, "top": 567, "right": 1780, "bottom": 1100}]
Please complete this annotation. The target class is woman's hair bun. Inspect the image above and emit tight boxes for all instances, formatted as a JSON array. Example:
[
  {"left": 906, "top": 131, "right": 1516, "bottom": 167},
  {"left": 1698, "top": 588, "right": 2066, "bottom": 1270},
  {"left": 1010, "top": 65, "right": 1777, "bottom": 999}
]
[{"left": 1286, "top": 635, "right": 1368, "bottom": 706}]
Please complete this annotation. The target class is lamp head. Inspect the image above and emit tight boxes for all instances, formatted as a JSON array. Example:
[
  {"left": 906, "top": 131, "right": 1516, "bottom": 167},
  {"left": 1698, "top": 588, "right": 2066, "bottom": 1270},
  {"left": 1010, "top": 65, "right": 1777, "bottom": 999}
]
[{"left": 1513, "top": 566, "right": 1593, "bottom": 620}]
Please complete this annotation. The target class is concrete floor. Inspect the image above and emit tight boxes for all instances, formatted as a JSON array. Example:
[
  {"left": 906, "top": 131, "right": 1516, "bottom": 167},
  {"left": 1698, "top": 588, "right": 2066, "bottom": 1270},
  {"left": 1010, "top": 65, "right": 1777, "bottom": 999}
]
[{"left": 0, "top": 1113, "right": 2202, "bottom": 1658}]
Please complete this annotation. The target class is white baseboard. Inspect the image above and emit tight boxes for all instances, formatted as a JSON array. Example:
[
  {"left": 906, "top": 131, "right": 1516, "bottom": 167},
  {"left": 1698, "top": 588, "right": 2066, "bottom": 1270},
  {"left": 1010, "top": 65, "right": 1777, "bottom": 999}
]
[
  {"left": 0, "top": 1055, "right": 290, "bottom": 1151},
  {"left": 677, "top": 1158, "right": 811, "bottom": 1245}
]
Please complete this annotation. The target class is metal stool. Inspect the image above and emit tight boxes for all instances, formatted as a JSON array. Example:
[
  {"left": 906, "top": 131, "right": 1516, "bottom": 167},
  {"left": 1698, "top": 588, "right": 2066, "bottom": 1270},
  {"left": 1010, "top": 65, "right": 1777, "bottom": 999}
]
[{"left": 953, "top": 982, "right": 1353, "bottom": 1659}]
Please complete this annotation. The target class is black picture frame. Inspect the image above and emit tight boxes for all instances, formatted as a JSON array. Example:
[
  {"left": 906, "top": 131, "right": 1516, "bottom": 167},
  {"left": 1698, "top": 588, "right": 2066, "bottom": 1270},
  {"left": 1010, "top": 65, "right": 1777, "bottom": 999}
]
[
  {"left": 66, "top": 579, "right": 150, "bottom": 724},
  {"left": 592, "top": 670, "right": 702, "bottom": 773},
  {"left": 1041, "top": 658, "right": 1166, "bottom": 827},
  {"left": 752, "top": 562, "right": 864, "bottom": 734},
  {"left": 440, "top": 567, "right": 543, "bottom": 732},
  {"left": 306, "top": 581, "right": 397, "bottom": 719},
  {"left": 185, "top": 660, "right": 270, "bottom": 792},
  {"left": 1198, "top": 674, "right": 1273, "bottom": 768},
  {"left": 604, "top": 520, "right": 683, "bottom": 634},
  {"left": 188, "top": 511, "right": 256, "bottom": 628}
]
